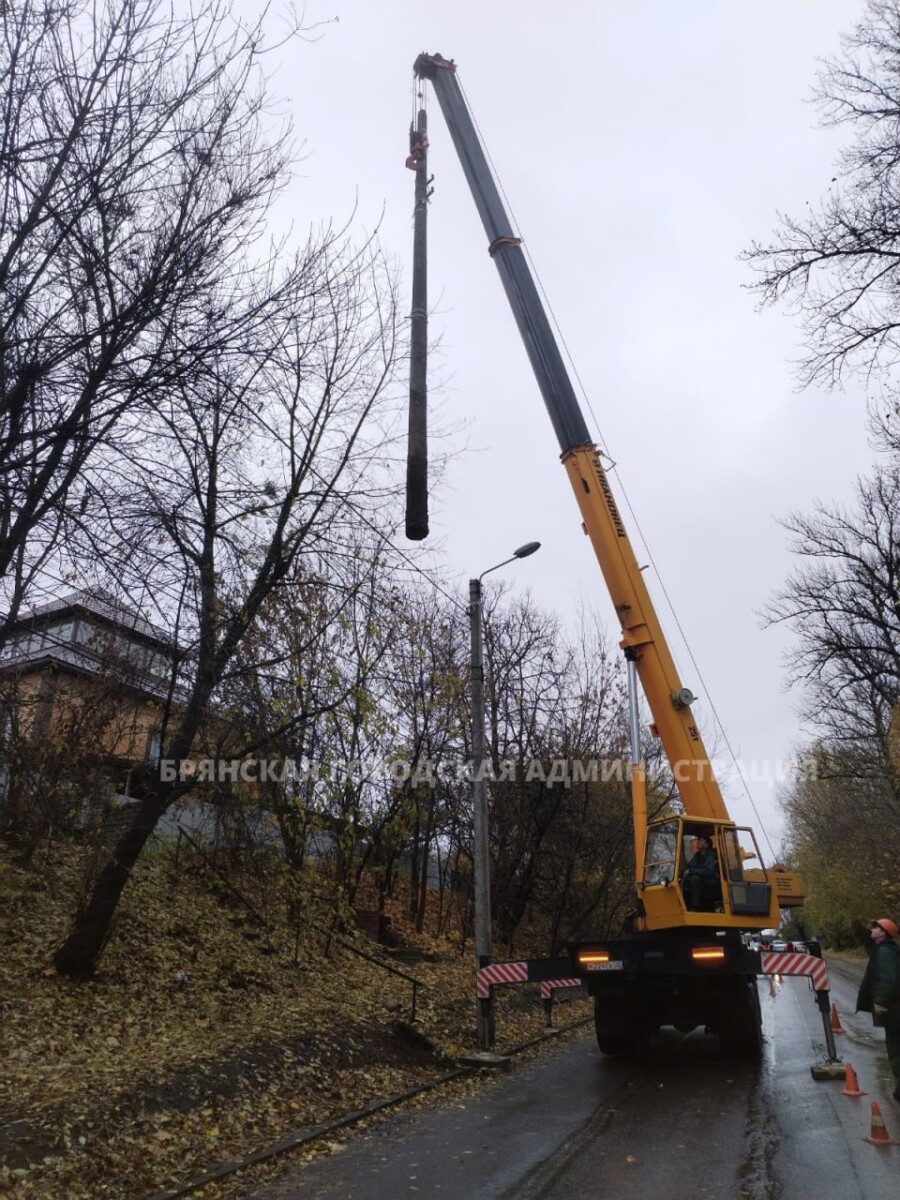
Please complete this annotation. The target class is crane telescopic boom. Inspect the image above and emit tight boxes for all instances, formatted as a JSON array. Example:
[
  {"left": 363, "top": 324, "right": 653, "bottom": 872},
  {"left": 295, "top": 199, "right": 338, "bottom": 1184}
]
[
  {"left": 414, "top": 52, "right": 724, "bottom": 821},
  {"left": 413, "top": 51, "right": 805, "bottom": 937}
]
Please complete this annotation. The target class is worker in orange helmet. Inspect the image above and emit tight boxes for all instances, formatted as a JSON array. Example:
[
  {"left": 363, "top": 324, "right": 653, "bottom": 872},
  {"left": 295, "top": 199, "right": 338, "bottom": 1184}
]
[{"left": 856, "top": 918, "right": 900, "bottom": 1101}]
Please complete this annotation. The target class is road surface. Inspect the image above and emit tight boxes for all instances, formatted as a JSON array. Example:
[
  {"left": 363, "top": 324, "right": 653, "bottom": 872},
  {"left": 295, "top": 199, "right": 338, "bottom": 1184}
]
[{"left": 251, "top": 958, "right": 900, "bottom": 1200}]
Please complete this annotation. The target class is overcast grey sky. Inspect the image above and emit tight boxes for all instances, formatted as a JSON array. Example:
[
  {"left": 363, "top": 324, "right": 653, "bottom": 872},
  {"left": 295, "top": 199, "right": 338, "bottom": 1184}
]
[{"left": 258, "top": 0, "right": 873, "bottom": 849}]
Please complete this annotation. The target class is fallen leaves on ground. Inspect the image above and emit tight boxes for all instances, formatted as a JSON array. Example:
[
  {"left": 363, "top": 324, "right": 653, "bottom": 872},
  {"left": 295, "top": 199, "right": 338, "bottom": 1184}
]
[{"left": 0, "top": 843, "right": 590, "bottom": 1199}]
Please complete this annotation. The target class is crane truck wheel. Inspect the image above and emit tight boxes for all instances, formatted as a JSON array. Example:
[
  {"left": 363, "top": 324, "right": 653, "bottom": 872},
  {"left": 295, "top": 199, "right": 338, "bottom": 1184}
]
[
  {"left": 595, "top": 1033, "right": 634, "bottom": 1057},
  {"left": 594, "top": 997, "right": 638, "bottom": 1056},
  {"left": 719, "top": 976, "right": 763, "bottom": 1060}
]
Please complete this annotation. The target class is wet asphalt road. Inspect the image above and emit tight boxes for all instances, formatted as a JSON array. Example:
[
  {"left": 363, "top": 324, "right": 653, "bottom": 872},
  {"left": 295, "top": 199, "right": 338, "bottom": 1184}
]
[{"left": 252, "top": 959, "right": 900, "bottom": 1200}]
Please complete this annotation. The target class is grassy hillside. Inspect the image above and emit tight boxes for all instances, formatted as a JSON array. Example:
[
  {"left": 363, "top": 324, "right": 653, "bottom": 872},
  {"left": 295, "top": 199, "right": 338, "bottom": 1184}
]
[{"left": 0, "top": 839, "right": 588, "bottom": 1198}]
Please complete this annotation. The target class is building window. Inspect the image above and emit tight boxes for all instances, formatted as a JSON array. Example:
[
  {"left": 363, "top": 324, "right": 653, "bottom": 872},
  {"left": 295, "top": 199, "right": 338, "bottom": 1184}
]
[{"left": 146, "top": 728, "right": 162, "bottom": 763}]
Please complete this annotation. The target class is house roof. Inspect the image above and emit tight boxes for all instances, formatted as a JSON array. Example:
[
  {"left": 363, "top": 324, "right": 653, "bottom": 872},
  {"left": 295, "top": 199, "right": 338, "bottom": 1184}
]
[
  {"left": 0, "top": 589, "right": 177, "bottom": 701},
  {"left": 7, "top": 588, "right": 173, "bottom": 649}
]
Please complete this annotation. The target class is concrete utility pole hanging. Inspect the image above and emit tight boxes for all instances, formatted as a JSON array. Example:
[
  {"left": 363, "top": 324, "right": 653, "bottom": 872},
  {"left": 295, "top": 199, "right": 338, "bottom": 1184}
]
[{"left": 405, "top": 104, "right": 430, "bottom": 540}]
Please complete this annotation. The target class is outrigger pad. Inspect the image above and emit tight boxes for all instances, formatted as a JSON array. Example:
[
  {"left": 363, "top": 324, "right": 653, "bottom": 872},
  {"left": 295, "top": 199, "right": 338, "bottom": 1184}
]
[{"left": 810, "top": 1059, "right": 846, "bottom": 1081}]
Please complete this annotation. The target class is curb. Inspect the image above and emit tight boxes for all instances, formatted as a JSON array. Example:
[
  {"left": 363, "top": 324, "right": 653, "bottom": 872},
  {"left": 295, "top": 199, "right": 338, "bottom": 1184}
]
[{"left": 143, "top": 1015, "right": 593, "bottom": 1199}]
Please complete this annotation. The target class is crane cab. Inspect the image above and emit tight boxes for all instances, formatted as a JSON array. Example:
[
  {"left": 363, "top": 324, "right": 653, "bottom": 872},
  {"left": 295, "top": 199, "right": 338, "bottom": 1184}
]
[{"left": 636, "top": 816, "right": 803, "bottom": 933}]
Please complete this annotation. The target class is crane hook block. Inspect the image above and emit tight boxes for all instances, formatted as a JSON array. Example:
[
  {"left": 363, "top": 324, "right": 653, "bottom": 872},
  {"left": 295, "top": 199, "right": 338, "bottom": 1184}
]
[{"left": 406, "top": 132, "right": 429, "bottom": 171}]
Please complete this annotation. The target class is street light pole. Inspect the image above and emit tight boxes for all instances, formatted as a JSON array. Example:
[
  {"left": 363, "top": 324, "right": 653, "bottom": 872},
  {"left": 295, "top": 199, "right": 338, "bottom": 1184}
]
[{"left": 469, "top": 541, "right": 540, "bottom": 1050}]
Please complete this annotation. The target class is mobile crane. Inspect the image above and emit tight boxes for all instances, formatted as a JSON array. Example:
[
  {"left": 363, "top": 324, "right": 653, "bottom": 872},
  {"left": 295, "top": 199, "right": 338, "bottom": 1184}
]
[{"left": 411, "top": 52, "right": 808, "bottom": 1057}]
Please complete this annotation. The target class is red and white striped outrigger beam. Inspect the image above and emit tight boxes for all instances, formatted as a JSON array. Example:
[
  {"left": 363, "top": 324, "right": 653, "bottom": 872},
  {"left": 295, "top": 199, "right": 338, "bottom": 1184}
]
[
  {"left": 477, "top": 953, "right": 828, "bottom": 1001},
  {"left": 476, "top": 959, "right": 584, "bottom": 999},
  {"left": 539, "top": 977, "right": 583, "bottom": 1001},
  {"left": 476, "top": 960, "right": 528, "bottom": 997},
  {"left": 761, "top": 950, "right": 829, "bottom": 992}
]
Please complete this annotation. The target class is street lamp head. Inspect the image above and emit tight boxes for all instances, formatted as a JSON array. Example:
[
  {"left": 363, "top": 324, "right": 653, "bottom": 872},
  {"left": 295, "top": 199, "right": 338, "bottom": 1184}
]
[{"left": 476, "top": 541, "right": 541, "bottom": 584}]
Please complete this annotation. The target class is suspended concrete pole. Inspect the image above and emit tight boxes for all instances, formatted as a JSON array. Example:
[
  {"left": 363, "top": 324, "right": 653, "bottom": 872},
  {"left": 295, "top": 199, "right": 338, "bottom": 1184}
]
[{"left": 405, "top": 106, "right": 430, "bottom": 540}]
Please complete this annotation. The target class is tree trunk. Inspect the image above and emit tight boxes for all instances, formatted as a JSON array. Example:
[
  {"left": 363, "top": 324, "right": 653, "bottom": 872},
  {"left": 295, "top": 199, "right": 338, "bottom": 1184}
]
[
  {"left": 415, "top": 801, "right": 435, "bottom": 934},
  {"left": 53, "top": 789, "right": 168, "bottom": 979}
]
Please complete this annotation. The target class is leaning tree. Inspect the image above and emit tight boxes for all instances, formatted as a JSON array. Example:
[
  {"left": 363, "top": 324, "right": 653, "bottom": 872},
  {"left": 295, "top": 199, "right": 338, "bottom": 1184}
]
[{"left": 33, "top": 1, "right": 407, "bottom": 979}]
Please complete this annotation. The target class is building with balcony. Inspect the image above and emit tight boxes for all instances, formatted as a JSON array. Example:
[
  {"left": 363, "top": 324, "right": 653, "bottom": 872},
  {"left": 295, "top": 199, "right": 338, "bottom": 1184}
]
[{"left": 0, "top": 589, "right": 176, "bottom": 827}]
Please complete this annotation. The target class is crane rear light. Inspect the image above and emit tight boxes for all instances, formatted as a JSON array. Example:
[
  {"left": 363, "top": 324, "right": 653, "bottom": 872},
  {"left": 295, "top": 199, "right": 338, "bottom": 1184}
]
[
  {"left": 577, "top": 950, "right": 610, "bottom": 967},
  {"left": 691, "top": 945, "right": 726, "bottom": 965}
]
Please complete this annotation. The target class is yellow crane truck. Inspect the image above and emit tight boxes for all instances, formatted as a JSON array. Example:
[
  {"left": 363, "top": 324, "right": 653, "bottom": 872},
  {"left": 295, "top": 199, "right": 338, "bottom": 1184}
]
[{"left": 411, "top": 52, "right": 807, "bottom": 1058}]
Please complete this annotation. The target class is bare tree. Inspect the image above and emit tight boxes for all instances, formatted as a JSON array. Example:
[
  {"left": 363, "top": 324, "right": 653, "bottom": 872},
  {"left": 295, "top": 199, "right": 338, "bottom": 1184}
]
[
  {"left": 765, "top": 461, "right": 900, "bottom": 783},
  {"left": 745, "top": 0, "right": 900, "bottom": 387},
  {"left": 472, "top": 591, "right": 634, "bottom": 949},
  {"left": 741, "top": 0, "right": 900, "bottom": 924},
  {"left": 377, "top": 587, "right": 466, "bottom": 931},
  {"left": 780, "top": 742, "right": 900, "bottom": 943},
  {"left": 219, "top": 557, "right": 362, "bottom": 876},
  {"left": 0, "top": 0, "right": 302, "bottom": 632},
  {"left": 47, "top": 39, "right": 406, "bottom": 976}
]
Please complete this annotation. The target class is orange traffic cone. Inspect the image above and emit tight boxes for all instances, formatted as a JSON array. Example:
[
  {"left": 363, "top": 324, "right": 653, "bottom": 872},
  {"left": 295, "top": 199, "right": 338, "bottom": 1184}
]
[
  {"left": 863, "top": 1101, "right": 899, "bottom": 1146},
  {"left": 841, "top": 1063, "right": 866, "bottom": 1097},
  {"left": 830, "top": 1004, "right": 845, "bottom": 1034}
]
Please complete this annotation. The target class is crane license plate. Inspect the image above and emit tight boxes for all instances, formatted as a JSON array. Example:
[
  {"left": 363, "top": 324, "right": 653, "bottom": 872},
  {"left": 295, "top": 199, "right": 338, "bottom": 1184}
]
[{"left": 588, "top": 960, "right": 623, "bottom": 971}]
